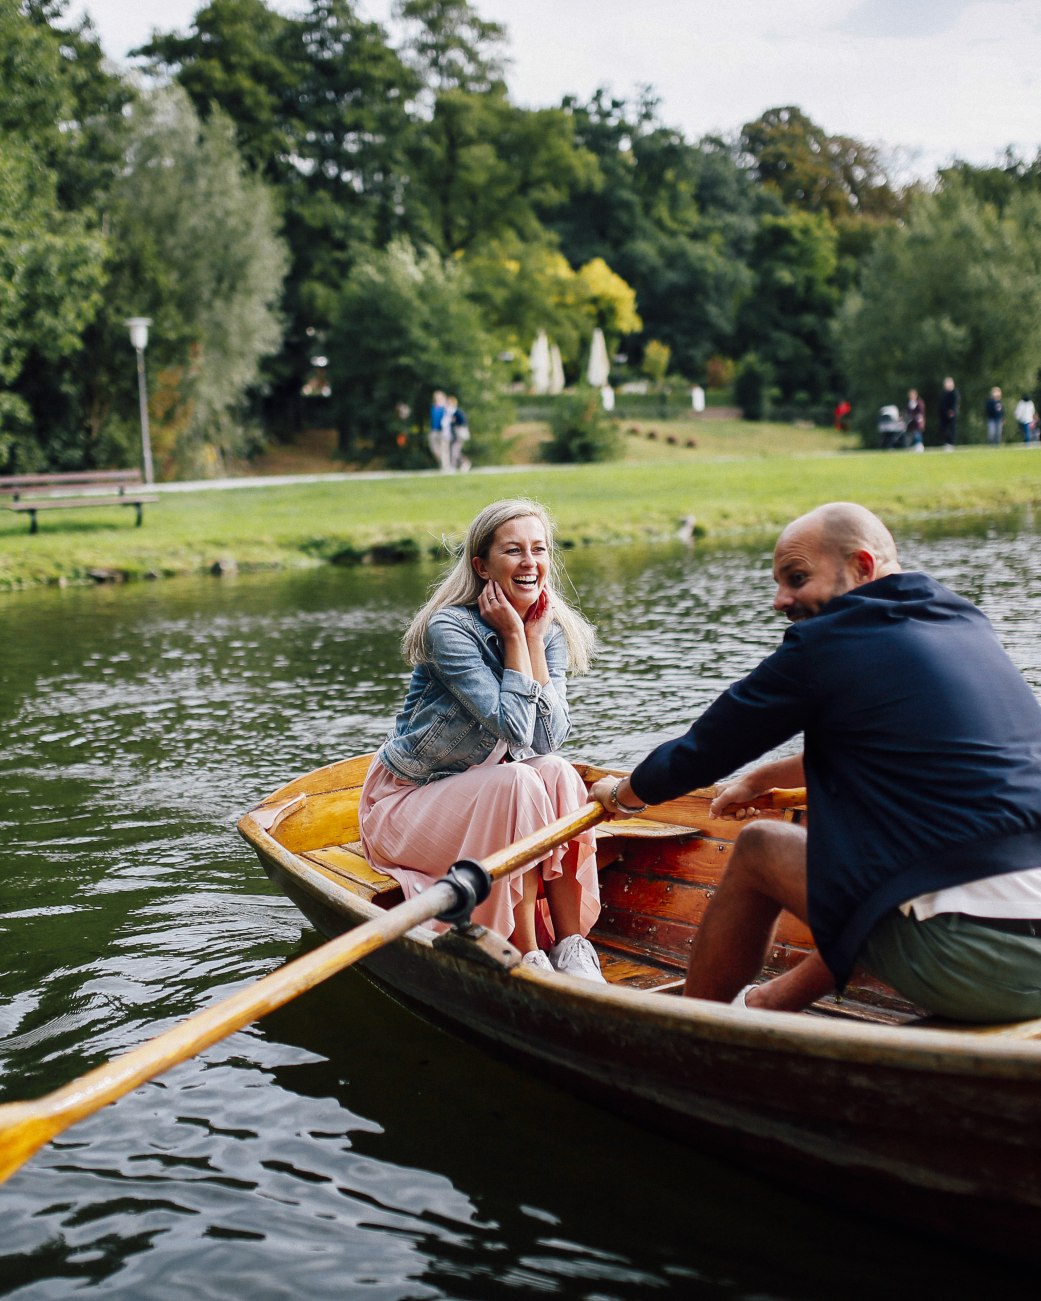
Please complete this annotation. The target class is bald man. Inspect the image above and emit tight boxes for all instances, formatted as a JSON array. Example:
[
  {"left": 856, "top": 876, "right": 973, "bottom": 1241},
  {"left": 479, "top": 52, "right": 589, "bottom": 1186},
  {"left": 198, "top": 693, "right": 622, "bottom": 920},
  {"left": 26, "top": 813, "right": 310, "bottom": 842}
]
[{"left": 592, "top": 503, "right": 1041, "bottom": 1022}]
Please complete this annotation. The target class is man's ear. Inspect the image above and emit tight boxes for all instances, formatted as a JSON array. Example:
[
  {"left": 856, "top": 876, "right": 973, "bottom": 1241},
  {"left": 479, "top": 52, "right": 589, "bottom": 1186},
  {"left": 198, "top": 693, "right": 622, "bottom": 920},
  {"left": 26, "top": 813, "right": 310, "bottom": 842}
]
[{"left": 850, "top": 548, "right": 877, "bottom": 585}]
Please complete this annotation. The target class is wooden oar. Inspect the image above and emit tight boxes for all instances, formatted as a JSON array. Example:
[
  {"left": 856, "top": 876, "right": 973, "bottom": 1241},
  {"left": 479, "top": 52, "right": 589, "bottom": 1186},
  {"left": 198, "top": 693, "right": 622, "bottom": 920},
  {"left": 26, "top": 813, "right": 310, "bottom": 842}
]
[
  {"left": 760, "top": 787, "right": 807, "bottom": 809},
  {"left": 0, "top": 800, "right": 607, "bottom": 1185},
  {"left": 714, "top": 786, "right": 808, "bottom": 816}
]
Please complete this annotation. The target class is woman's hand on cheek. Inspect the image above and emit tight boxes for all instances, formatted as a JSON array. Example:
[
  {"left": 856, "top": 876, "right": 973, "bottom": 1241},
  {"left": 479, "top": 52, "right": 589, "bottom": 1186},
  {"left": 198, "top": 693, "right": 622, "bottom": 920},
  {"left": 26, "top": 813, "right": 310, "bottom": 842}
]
[
  {"left": 523, "top": 588, "right": 553, "bottom": 638},
  {"left": 478, "top": 580, "right": 524, "bottom": 637}
]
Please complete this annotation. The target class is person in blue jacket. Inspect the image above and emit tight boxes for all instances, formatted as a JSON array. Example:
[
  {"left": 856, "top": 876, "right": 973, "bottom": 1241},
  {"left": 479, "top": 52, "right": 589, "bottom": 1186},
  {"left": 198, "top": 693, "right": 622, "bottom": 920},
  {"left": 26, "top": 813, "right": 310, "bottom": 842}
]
[{"left": 592, "top": 502, "right": 1041, "bottom": 1022}]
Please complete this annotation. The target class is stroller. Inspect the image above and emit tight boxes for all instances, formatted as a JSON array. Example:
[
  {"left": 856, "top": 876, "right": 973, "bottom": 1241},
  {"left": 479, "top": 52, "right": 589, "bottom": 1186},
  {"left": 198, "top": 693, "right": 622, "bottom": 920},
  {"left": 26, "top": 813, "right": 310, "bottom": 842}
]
[{"left": 877, "top": 404, "right": 909, "bottom": 449}]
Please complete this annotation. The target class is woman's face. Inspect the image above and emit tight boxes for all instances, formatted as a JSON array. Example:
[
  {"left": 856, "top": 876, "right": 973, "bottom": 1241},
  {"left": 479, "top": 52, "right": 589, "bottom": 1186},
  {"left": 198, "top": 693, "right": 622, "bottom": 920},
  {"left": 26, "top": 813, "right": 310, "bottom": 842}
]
[{"left": 472, "top": 515, "right": 549, "bottom": 615}]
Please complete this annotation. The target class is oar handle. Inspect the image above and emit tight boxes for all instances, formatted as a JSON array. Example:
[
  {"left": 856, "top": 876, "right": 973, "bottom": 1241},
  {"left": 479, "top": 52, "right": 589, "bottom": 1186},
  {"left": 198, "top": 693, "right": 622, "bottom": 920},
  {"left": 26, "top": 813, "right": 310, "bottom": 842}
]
[{"left": 760, "top": 787, "right": 807, "bottom": 809}]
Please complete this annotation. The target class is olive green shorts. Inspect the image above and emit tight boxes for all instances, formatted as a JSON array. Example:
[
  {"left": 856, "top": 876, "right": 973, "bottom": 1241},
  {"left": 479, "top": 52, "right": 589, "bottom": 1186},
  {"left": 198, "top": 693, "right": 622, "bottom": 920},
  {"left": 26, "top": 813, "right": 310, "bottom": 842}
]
[{"left": 859, "top": 910, "right": 1041, "bottom": 1023}]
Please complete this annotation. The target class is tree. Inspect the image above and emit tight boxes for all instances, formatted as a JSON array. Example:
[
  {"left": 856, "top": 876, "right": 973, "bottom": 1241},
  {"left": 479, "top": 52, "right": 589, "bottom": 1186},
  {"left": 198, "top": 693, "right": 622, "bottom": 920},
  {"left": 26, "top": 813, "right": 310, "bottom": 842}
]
[
  {"left": 4, "top": 0, "right": 132, "bottom": 210},
  {"left": 407, "top": 86, "right": 596, "bottom": 256},
  {"left": 839, "top": 179, "right": 1041, "bottom": 443},
  {"left": 91, "top": 87, "right": 288, "bottom": 477},
  {"left": 741, "top": 105, "right": 902, "bottom": 221},
  {"left": 392, "top": 0, "right": 507, "bottom": 96},
  {"left": 462, "top": 238, "right": 587, "bottom": 377},
  {"left": 133, "top": 0, "right": 298, "bottom": 181},
  {"left": 325, "top": 239, "right": 507, "bottom": 464},
  {"left": 136, "top": 0, "right": 417, "bottom": 434},
  {"left": 0, "top": 139, "right": 107, "bottom": 470},
  {"left": 0, "top": 0, "right": 127, "bottom": 470},
  {"left": 545, "top": 91, "right": 767, "bottom": 378},
  {"left": 739, "top": 209, "right": 840, "bottom": 403}
]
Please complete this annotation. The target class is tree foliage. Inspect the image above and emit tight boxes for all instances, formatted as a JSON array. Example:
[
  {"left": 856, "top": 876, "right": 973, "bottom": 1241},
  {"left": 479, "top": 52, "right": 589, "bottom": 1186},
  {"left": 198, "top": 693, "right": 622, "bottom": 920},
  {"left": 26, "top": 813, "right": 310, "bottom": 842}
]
[
  {"left": 0, "top": 138, "right": 107, "bottom": 468},
  {"left": 325, "top": 239, "right": 506, "bottom": 465},
  {"left": 741, "top": 105, "right": 903, "bottom": 221},
  {"left": 839, "top": 179, "right": 1041, "bottom": 443},
  {"left": 15, "top": 0, "right": 1041, "bottom": 474},
  {"left": 96, "top": 87, "right": 288, "bottom": 476}
]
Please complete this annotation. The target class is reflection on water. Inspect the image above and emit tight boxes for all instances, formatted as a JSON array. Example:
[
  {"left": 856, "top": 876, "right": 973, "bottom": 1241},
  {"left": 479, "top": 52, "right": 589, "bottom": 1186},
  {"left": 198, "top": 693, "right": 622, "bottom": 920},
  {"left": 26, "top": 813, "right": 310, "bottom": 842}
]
[{"left": 2, "top": 517, "right": 1040, "bottom": 1298}]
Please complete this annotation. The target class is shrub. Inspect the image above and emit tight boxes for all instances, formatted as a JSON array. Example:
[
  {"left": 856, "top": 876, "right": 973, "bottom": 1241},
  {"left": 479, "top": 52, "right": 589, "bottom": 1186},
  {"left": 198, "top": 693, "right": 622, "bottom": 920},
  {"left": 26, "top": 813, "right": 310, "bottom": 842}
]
[
  {"left": 734, "top": 353, "right": 776, "bottom": 421},
  {"left": 540, "top": 390, "right": 622, "bottom": 463}
]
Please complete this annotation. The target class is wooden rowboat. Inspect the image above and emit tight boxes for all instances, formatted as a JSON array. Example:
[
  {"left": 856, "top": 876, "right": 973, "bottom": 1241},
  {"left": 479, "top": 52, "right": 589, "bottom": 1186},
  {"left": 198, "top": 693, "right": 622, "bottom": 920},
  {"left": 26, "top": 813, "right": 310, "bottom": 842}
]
[{"left": 238, "top": 753, "right": 1041, "bottom": 1258}]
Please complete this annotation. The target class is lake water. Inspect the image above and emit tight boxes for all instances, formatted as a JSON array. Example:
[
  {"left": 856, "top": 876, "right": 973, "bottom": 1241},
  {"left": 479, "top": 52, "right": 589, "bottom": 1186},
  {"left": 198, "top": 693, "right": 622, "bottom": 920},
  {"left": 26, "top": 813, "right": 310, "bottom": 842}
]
[{"left": 2, "top": 514, "right": 1040, "bottom": 1299}]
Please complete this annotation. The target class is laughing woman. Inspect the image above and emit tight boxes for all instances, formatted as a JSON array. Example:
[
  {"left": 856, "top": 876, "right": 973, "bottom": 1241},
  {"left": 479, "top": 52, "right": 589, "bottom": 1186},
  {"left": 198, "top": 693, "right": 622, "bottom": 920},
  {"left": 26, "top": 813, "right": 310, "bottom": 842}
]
[{"left": 359, "top": 499, "right": 603, "bottom": 979}]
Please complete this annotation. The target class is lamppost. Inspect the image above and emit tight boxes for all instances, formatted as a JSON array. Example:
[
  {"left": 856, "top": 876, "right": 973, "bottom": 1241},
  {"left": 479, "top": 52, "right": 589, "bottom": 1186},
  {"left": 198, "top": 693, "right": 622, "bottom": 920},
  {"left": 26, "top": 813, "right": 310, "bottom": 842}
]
[{"left": 126, "top": 317, "right": 155, "bottom": 484}]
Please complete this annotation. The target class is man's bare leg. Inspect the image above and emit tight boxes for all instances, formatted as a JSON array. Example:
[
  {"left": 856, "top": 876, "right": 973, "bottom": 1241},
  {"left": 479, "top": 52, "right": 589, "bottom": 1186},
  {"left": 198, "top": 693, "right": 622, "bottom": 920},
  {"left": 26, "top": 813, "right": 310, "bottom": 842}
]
[
  {"left": 746, "top": 949, "right": 835, "bottom": 1011},
  {"left": 684, "top": 820, "right": 813, "bottom": 1003}
]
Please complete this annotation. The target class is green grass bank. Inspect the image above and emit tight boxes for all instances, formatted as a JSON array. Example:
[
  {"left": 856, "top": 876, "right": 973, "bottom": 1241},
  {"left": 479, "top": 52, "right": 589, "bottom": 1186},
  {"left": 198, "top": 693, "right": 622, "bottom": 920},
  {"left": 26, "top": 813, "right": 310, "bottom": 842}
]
[{"left": 2, "top": 420, "right": 1040, "bottom": 590}]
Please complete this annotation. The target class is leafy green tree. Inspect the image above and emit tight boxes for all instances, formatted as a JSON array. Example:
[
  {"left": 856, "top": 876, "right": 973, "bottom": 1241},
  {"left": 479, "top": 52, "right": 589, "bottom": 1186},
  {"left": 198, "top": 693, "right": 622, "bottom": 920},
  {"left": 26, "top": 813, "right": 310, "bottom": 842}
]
[
  {"left": 137, "top": 0, "right": 417, "bottom": 434},
  {"left": 741, "top": 105, "right": 903, "bottom": 221},
  {"left": 546, "top": 90, "right": 766, "bottom": 377},
  {"left": 839, "top": 178, "right": 1041, "bottom": 443},
  {"left": 0, "top": 0, "right": 128, "bottom": 470},
  {"left": 89, "top": 87, "right": 288, "bottom": 477},
  {"left": 739, "top": 209, "right": 840, "bottom": 403},
  {"left": 4, "top": 0, "right": 132, "bottom": 210},
  {"left": 133, "top": 0, "right": 298, "bottom": 180},
  {"left": 407, "top": 86, "right": 596, "bottom": 256},
  {"left": 392, "top": 0, "right": 507, "bottom": 95},
  {"left": 462, "top": 238, "right": 587, "bottom": 377},
  {"left": 325, "top": 239, "right": 507, "bottom": 464},
  {"left": 0, "top": 138, "right": 107, "bottom": 469}
]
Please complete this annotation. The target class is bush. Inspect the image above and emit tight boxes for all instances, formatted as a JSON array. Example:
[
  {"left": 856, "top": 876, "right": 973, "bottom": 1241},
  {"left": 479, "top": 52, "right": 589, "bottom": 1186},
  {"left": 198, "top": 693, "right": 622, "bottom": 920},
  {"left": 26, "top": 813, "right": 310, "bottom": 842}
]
[
  {"left": 540, "top": 390, "right": 622, "bottom": 463},
  {"left": 734, "top": 353, "right": 776, "bottom": 421}
]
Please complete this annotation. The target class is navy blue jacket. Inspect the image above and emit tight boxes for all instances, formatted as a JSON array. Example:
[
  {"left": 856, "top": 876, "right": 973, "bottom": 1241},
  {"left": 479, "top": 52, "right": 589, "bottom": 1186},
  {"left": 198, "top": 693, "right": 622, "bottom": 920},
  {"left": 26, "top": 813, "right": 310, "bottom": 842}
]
[{"left": 630, "top": 573, "right": 1041, "bottom": 986}]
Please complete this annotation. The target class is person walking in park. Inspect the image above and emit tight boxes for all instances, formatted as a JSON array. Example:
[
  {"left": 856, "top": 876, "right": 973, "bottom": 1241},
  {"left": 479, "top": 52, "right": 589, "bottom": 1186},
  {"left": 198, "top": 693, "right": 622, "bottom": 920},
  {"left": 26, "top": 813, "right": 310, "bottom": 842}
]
[
  {"left": 938, "top": 376, "right": 959, "bottom": 449},
  {"left": 1015, "top": 393, "right": 1037, "bottom": 444},
  {"left": 985, "top": 386, "right": 1005, "bottom": 445},
  {"left": 591, "top": 502, "right": 1041, "bottom": 1023},
  {"left": 905, "top": 388, "right": 925, "bottom": 452},
  {"left": 428, "top": 389, "right": 450, "bottom": 470}
]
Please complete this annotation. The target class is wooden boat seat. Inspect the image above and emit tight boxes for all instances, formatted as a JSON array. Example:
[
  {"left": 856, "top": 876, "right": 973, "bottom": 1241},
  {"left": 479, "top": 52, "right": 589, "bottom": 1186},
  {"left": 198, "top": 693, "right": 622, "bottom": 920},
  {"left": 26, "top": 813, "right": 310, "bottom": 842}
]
[{"left": 300, "top": 844, "right": 404, "bottom": 907}]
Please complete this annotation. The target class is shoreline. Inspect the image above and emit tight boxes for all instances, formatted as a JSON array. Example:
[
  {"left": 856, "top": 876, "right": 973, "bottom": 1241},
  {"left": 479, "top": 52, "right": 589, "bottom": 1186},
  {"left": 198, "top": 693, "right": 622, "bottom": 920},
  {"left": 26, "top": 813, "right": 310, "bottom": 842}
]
[{"left": 2, "top": 443, "right": 1039, "bottom": 593}]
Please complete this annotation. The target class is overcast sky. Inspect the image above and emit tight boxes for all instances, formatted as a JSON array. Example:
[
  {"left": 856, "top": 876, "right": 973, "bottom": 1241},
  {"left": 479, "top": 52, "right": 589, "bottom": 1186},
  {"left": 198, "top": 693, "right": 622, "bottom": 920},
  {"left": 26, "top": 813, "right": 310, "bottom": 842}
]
[{"left": 73, "top": 0, "right": 1041, "bottom": 179}]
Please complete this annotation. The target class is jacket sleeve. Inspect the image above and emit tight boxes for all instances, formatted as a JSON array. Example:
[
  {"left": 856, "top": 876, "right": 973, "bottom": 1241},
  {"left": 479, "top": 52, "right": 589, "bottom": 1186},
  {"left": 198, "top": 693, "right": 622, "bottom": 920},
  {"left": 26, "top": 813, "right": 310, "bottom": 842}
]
[
  {"left": 426, "top": 612, "right": 568, "bottom": 752},
  {"left": 630, "top": 640, "right": 810, "bottom": 805}
]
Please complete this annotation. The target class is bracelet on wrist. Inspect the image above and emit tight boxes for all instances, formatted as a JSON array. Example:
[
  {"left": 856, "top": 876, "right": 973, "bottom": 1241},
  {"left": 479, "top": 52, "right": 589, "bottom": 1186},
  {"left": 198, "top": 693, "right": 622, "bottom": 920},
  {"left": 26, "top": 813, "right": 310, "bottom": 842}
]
[{"left": 611, "top": 777, "right": 648, "bottom": 814}]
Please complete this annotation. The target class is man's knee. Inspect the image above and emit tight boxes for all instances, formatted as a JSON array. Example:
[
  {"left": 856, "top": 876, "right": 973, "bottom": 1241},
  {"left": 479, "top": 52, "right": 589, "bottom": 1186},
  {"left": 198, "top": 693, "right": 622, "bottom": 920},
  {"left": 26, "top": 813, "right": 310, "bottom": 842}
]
[{"left": 729, "top": 820, "right": 807, "bottom": 899}]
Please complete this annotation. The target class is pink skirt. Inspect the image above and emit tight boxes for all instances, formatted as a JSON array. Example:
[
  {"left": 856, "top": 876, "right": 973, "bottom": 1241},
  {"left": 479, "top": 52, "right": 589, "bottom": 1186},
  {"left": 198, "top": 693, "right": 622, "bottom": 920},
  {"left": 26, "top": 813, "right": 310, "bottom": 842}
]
[{"left": 359, "top": 753, "right": 600, "bottom": 945}]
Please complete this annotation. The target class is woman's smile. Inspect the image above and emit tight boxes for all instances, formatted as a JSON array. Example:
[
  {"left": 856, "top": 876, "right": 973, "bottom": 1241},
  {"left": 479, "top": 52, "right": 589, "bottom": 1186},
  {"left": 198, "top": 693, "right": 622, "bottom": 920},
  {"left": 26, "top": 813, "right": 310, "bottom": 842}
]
[{"left": 472, "top": 516, "right": 549, "bottom": 614}]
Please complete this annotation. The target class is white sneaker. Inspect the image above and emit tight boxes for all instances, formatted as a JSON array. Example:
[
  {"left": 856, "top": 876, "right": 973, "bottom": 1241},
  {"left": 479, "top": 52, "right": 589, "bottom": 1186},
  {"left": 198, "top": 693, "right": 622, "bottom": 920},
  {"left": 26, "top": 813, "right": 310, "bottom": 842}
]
[
  {"left": 732, "top": 983, "right": 757, "bottom": 1007},
  {"left": 548, "top": 934, "right": 606, "bottom": 982},
  {"left": 520, "top": 949, "right": 553, "bottom": 972}
]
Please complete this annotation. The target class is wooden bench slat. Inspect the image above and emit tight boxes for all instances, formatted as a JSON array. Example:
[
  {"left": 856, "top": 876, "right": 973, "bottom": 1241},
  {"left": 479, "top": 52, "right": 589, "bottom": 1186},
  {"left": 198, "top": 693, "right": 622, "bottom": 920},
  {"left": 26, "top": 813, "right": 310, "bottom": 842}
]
[
  {"left": 0, "top": 470, "right": 142, "bottom": 494},
  {"left": 7, "top": 495, "right": 157, "bottom": 511}
]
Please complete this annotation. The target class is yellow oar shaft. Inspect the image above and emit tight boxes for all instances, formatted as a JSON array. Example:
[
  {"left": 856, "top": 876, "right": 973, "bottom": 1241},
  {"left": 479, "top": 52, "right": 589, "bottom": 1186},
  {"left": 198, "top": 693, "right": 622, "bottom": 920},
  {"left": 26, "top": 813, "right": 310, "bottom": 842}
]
[{"left": 0, "top": 799, "right": 606, "bottom": 1183}]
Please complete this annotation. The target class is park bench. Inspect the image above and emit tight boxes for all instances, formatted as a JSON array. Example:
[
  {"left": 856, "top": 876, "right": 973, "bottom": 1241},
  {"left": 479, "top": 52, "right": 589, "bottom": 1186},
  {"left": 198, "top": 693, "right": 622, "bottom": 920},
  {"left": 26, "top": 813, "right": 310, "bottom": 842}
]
[{"left": 0, "top": 470, "right": 158, "bottom": 534}]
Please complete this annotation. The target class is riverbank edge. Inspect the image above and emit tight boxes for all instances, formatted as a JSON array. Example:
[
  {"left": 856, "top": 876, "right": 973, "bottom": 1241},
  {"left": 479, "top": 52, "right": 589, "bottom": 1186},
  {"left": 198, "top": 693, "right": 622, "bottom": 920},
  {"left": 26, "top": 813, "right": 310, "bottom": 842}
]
[{"left": 2, "top": 450, "right": 1039, "bottom": 592}]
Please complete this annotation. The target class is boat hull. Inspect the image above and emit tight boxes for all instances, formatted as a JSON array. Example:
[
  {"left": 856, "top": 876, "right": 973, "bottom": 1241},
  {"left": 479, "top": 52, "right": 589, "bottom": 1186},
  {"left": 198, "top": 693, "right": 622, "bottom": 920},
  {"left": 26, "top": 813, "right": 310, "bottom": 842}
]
[
  {"left": 240, "top": 757, "right": 1041, "bottom": 1258},
  {"left": 251, "top": 831, "right": 1041, "bottom": 1257}
]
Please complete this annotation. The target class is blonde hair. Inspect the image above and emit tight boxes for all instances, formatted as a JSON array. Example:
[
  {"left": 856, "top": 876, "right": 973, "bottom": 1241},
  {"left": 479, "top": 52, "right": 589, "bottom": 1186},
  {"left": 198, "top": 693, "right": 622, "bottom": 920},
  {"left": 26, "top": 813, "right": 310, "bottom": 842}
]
[{"left": 402, "top": 498, "right": 596, "bottom": 673}]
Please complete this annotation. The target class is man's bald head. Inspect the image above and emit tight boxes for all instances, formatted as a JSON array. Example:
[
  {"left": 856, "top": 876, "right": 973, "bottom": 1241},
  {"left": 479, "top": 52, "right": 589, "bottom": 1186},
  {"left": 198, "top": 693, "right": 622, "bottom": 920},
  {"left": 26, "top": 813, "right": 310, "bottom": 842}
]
[
  {"left": 772, "top": 503, "right": 901, "bottom": 622},
  {"left": 781, "top": 503, "right": 901, "bottom": 573}
]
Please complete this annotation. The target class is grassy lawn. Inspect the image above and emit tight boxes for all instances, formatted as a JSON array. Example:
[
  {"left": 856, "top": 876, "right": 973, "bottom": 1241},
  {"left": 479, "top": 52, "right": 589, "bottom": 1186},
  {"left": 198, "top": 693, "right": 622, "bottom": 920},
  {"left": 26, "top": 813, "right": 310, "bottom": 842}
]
[{"left": 2, "top": 418, "right": 1040, "bottom": 589}]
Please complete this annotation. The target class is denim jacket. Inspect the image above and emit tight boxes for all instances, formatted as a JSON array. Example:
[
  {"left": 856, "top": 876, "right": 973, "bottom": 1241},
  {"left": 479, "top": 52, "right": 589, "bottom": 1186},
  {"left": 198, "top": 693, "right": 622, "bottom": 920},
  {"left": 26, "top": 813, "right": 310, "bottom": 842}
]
[{"left": 377, "top": 604, "right": 572, "bottom": 784}]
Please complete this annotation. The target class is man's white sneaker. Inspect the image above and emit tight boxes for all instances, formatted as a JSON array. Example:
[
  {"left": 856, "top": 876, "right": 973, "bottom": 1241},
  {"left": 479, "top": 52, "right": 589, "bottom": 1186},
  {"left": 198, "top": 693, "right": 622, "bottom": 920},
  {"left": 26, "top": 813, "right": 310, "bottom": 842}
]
[
  {"left": 520, "top": 949, "right": 553, "bottom": 972},
  {"left": 548, "top": 934, "right": 606, "bottom": 982},
  {"left": 732, "top": 984, "right": 758, "bottom": 1007}
]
